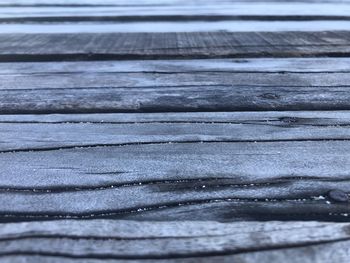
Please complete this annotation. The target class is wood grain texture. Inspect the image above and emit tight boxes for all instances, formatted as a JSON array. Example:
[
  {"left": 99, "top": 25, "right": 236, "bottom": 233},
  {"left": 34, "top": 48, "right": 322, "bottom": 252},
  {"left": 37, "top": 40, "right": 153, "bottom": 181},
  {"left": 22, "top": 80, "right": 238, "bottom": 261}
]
[
  {"left": 1, "top": 111, "right": 350, "bottom": 151},
  {"left": 0, "top": 220, "right": 349, "bottom": 262},
  {"left": 3, "top": 0, "right": 350, "bottom": 6},
  {"left": 2, "top": 84, "right": 350, "bottom": 113},
  {"left": 3, "top": 59, "right": 350, "bottom": 113},
  {"left": 0, "top": 139, "right": 350, "bottom": 222},
  {"left": 2, "top": 0, "right": 350, "bottom": 261},
  {"left": 3, "top": 1, "right": 350, "bottom": 34},
  {"left": 1, "top": 58, "right": 350, "bottom": 74},
  {"left": 2, "top": 3, "right": 350, "bottom": 20},
  {"left": 3, "top": 71, "right": 350, "bottom": 90},
  {"left": 1, "top": 31, "right": 350, "bottom": 62},
  {"left": 7, "top": 21, "right": 350, "bottom": 34}
]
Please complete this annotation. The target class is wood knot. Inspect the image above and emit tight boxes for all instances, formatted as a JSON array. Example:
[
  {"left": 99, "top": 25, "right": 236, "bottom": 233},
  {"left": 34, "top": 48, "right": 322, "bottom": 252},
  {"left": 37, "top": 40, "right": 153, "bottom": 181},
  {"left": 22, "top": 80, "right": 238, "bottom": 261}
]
[
  {"left": 279, "top": 117, "right": 299, "bottom": 123},
  {"left": 328, "top": 189, "right": 349, "bottom": 203},
  {"left": 259, "top": 93, "right": 280, "bottom": 100}
]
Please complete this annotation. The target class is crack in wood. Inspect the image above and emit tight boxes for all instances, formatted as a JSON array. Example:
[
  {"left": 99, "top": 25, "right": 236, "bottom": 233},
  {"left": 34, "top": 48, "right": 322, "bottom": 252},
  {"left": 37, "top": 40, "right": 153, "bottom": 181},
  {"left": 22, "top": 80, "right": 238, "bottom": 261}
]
[
  {"left": 1, "top": 237, "right": 350, "bottom": 260},
  {"left": 0, "top": 195, "right": 345, "bottom": 222},
  {"left": 1, "top": 138, "right": 350, "bottom": 154},
  {"left": 0, "top": 178, "right": 277, "bottom": 193},
  {"left": 0, "top": 175, "right": 348, "bottom": 196},
  {"left": 4, "top": 70, "right": 350, "bottom": 75},
  {"left": 3, "top": 50, "right": 350, "bottom": 62}
]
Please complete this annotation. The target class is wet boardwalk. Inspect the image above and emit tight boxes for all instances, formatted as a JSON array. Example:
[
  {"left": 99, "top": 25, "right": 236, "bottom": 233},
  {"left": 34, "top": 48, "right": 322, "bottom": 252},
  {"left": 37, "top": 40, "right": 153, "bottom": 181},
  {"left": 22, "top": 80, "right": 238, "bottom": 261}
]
[{"left": 1, "top": 0, "right": 350, "bottom": 262}]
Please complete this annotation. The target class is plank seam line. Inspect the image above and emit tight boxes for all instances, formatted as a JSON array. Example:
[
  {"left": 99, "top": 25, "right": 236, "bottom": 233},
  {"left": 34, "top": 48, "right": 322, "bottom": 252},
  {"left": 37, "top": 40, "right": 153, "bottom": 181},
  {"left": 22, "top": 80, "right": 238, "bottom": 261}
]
[
  {"left": 5, "top": 71, "right": 350, "bottom": 75},
  {"left": 0, "top": 117, "right": 346, "bottom": 126},
  {"left": 4, "top": 15, "right": 350, "bottom": 23},
  {"left": 3, "top": 70, "right": 350, "bottom": 75},
  {"left": 3, "top": 52, "right": 350, "bottom": 62}
]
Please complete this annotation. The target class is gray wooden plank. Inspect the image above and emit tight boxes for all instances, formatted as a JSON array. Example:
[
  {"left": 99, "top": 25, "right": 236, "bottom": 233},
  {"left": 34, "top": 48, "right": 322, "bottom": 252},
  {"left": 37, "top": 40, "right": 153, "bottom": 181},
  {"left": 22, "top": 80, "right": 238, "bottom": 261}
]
[
  {"left": 1, "top": 58, "right": 350, "bottom": 74},
  {"left": 0, "top": 31, "right": 350, "bottom": 62},
  {"left": 6, "top": 21, "right": 350, "bottom": 34},
  {"left": 0, "top": 140, "right": 350, "bottom": 221},
  {"left": 0, "top": 220, "right": 349, "bottom": 262},
  {"left": 3, "top": 0, "right": 350, "bottom": 5},
  {"left": 2, "top": 60, "right": 350, "bottom": 113},
  {"left": 3, "top": 2, "right": 350, "bottom": 34},
  {"left": 1, "top": 111, "right": 350, "bottom": 123},
  {"left": 3, "top": 0, "right": 350, "bottom": 7},
  {"left": 2, "top": 3, "right": 350, "bottom": 20},
  {"left": 2, "top": 84, "right": 350, "bottom": 113},
  {"left": 1, "top": 111, "right": 350, "bottom": 152},
  {"left": 3, "top": 71, "right": 350, "bottom": 90}
]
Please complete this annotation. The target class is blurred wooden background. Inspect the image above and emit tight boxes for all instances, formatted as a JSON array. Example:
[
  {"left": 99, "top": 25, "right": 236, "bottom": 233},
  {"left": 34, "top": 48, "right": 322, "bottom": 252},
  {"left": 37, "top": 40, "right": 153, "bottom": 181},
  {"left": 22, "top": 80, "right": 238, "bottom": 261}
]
[{"left": 1, "top": 0, "right": 350, "bottom": 262}]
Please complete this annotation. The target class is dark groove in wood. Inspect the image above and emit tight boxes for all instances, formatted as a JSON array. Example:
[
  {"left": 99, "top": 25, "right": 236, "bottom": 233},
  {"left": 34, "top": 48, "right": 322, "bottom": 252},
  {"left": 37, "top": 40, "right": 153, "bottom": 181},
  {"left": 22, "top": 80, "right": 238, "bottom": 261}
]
[
  {"left": 0, "top": 178, "right": 279, "bottom": 194},
  {"left": 1, "top": 197, "right": 350, "bottom": 222},
  {"left": 3, "top": 84, "right": 350, "bottom": 92},
  {"left": 0, "top": 194, "right": 346, "bottom": 222},
  {"left": 4, "top": 70, "right": 350, "bottom": 75},
  {"left": 3, "top": 15, "right": 350, "bottom": 23},
  {"left": 1, "top": 138, "right": 350, "bottom": 154},
  {"left": 0, "top": 234, "right": 205, "bottom": 242},
  {"left": 0, "top": 116, "right": 347, "bottom": 126},
  {"left": 3, "top": 51, "right": 350, "bottom": 62},
  {"left": 1, "top": 237, "right": 350, "bottom": 260},
  {"left": 0, "top": 175, "right": 349, "bottom": 194}
]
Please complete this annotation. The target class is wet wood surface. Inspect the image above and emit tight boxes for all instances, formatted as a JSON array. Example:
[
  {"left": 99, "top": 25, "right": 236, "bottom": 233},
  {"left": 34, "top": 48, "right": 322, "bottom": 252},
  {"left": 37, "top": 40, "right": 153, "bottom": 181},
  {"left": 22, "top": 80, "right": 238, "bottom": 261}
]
[{"left": 1, "top": 0, "right": 350, "bottom": 262}]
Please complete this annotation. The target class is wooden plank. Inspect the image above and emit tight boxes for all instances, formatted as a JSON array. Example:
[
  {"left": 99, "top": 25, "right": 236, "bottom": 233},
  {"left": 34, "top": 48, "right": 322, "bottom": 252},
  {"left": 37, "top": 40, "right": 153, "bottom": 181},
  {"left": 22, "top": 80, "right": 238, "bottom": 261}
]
[
  {"left": 1, "top": 111, "right": 350, "bottom": 123},
  {"left": 1, "top": 111, "right": 350, "bottom": 152},
  {"left": 3, "top": 71, "right": 350, "bottom": 90},
  {"left": 3, "top": 0, "right": 350, "bottom": 7},
  {"left": 2, "top": 84, "right": 350, "bottom": 113},
  {"left": 1, "top": 31, "right": 349, "bottom": 62},
  {"left": 1, "top": 58, "right": 350, "bottom": 74},
  {"left": 6, "top": 21, "right": 350, "bottom": 34},
  {"left": 2, "top": 3, "right": 350, "bottom": 20},
  {"left": 3, "top": 0, "right": 350, "bottom": 6},
  {"left": 0, "top": 220, "right": 349, "bottom": 262},
  {"left": 0, "top": 140, "right": 350, "bottom": 221}
]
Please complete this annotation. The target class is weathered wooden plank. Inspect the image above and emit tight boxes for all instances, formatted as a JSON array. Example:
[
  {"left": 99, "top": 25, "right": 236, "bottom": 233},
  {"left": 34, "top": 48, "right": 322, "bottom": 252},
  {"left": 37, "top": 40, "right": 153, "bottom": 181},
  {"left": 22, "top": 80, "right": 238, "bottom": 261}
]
[
  {"left": 3, "top": 71, "right": 350, "bottom": 90},
  {"left": 1, "top": 58, "right": 350, "bottom": 74},
  {"left": 0, "top": 140, "right": 350, "bottom": 221},
  {"left": 1, "top": 31, "right": 350, "bottom": 61},
  {"left": 1, "top": 111, "right": 350, "bottom": 152},
  {"left": 1, "top": 84, "right": 350, "bottom": 113},
  {"left": 3, "top": 0, "right": 350, "bottom": 7},
  {"left": 0, "top": 220, "right": 349, "bottom": 262},
  {"left": 3, "top": 0, "right": 350, "bottom": 6},
  {"left": 2, "top": 3, "right": 350, "bottom": 20},
  {"left": 6, "top": 21, "right": 350, "bottom": 34},
  {"left": 1, "top": 111, "right": 350, "bottom": 123}
]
